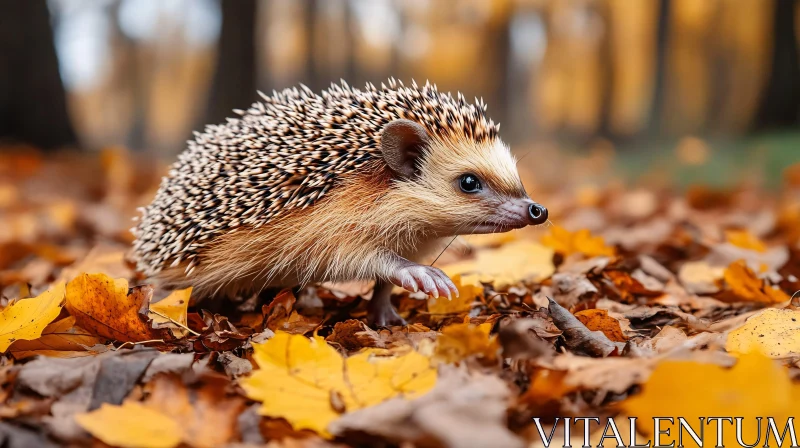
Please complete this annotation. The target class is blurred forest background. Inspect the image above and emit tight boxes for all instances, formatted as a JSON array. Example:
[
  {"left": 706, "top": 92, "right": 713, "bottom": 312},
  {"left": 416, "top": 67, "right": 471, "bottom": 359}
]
[{"left": 1, "top": 0, "right": 799, "bottom": 186}]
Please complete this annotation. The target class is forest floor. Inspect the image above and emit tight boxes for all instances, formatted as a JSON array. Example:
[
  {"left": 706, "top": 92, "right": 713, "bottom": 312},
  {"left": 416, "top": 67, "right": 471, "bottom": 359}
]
[{"left": 2, "top": 146, "right": 800, "bottom": 447}]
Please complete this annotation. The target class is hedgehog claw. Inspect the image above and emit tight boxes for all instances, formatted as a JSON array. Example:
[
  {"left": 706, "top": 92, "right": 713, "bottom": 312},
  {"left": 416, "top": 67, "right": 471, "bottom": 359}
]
[{"left": 389, "top": 264, "right": 453, "bottom": 300}]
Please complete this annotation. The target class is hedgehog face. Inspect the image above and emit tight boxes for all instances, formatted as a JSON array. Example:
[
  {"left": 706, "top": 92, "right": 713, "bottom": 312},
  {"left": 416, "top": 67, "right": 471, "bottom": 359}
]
[
  {"left": 381, "top": 120, "right": 547, "bottom": 237},
  {"left": 411, "top": 137, "right": 548, "bottom": 235}
]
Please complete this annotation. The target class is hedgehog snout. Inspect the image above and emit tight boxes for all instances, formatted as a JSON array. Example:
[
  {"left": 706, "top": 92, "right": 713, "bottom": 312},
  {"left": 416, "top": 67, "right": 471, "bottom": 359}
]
[{"left": 528, "top": 202, "right": 548, "bottom": 225}]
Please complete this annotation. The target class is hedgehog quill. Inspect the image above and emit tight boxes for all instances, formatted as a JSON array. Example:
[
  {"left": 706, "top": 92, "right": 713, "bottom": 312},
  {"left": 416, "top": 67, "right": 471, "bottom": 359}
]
[{"left": 131, "top": 79, "right": 548, "bottom": 326}]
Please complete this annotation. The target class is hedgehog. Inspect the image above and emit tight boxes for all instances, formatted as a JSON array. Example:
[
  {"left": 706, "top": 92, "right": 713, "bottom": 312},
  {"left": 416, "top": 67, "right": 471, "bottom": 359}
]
[{"left": 130, "top": 79, "right": 548, "bottom": 326}]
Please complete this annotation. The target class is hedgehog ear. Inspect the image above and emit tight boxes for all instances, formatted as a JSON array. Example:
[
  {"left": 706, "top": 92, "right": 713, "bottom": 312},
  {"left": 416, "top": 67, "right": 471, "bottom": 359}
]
[{"left": 380, "top": 119, "right": 430, "bottom": 178}]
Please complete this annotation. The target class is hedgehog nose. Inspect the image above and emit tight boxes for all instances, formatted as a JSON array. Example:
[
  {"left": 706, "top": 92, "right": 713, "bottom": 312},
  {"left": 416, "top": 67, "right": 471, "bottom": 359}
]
[{"left": 528, "top": 202, "right": 548, "bottom": 225}]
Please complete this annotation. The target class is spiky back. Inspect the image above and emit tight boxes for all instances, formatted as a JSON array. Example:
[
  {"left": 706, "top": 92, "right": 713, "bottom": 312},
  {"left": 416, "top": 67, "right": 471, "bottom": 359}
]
[{"left": 131, "top": 79, "right": 499, "bottom": 276}]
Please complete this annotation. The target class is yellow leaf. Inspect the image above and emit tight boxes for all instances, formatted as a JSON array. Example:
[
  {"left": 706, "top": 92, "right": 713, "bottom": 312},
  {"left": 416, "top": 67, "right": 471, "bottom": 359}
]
[
  {"left": 726, "top": 308, "right": 800, "bottom": 358},
  {"left": 75, "top": 402, "right": 183, "bottom": 448},
  {"left": 149, "top": 287, "right": 191, "bottom": 338},
  {"left": 346, "top": 348, "right": 437, "bottom": 408},
  {"left": 0, "top": 282, "right": 65, "bottom": 352},
  {"left": 8, "top": 316, "right": 104, "bottom": 359},
  {"left": 723, "top": 260, "right": 789, "bottom": 304},
  {"left": 241, "top": 331, "right": 436, "bottom": 437},
  {"left": 434, "top": 322, "right": 498, "bottom": 364},
  {"left": 725, "top": 229, "right": 767, "bottom": 252},
  {"left": 623, "top": 353, "right": 800, "bottom": 447},
  {"left": 541, "top": 226, "right": 615, "bottom": 257},
  {"left": 442, "top": 240, "right": 555, "bottom": 288},
  {"left": 65, "top": 273, "right": 162, "bottom": 342},
  {"left": 427, "top": 274, "right": 480, "bottom": 315}
]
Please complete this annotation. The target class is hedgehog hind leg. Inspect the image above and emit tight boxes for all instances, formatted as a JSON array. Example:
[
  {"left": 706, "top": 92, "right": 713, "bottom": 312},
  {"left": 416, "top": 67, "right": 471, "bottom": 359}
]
[{"left": 367, "top": 279, "right": 406, "bottom": 327}]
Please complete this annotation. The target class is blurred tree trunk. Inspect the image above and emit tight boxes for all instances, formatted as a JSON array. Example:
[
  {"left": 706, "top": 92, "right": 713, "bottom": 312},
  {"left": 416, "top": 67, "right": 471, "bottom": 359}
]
[
  {"left": 304, "top": 0, "right": 320, "bottom": 91},
  {"left": 204, "top": 0, "right": 258, "bottom": 125},
  {"left": 597, "top": 1, "right": 615, "bottom": 139},
  {"left": 0, "top": 0, "right": 77, "bottom": 150},
  {"left": 487, "top": 9, "right": 512, "bottom": 134},
  {"left": 754, "top": 0, "right": 800, "bottom": 130},
  {"left": 647, "top": 0, "right": 670, "bottom": 135}
]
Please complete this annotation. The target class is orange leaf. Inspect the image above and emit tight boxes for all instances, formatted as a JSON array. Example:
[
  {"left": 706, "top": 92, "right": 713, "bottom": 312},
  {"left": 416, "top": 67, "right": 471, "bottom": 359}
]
[
  {"left": 65, "top": 273, "right": 166, "bottom": 342},
  {"left": 722, "top": 260, "right": 788, "bottom": 304},
  {"left": 574, "top": 309, "right": 628, "bottom": 342},
  {"left": 725, "top": 230, "right": 767, "bottom": 253},
  {"left": 541, "top": 226, "right": 615, "bottom": 257}
]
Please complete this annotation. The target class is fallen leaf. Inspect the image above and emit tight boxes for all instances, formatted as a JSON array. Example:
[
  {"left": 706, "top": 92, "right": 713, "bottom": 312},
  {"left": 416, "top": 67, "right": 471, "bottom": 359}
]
[
  {"left": 427, "top": 274, "right": 480, "bottom": 315},
  {"left": 65, "top": 273, "right": 164, "bottom": 342},
  {"left": 548, "top": 297, "right": 619, "bottom": 357},
  {"left": 574, "top": 309, "right": 628, "bottom": 342},
  {"left": 442, "top": 241, "right": 555, "bottom": 288},
  {"left": 678, "top": 260, "right": 724, "bottom": 294},
  {"left": 195, "top": 312, "right": 253, "bottom": 352},
  {"left": 623, "top": 353, "right": 800, "bottom": 447},
  {"left": 497, "top": 317, "right": 556, "bottom": 360},
  {"left": 541, "top": 226, "right": 615, "bottom": 258},
  {"left": 264, "top": 289, "right": 297, "bottom": 331},
  {"left": 8, "top": 316, "right": 105, "bottom": 359},
  {"left": 75, "top": 402, "right": 182, "bottom": 448},
  {"left": 326, "top": 319, "right": 384, "bottom": 352},
  {"left": 549, "top": 353, "right": 657, "bottom": 394},
  {"left": 550, "top": 272, "right": 599, "bottom": 308},
  {"left": 434, "top": 322, "right": 498, "bottom": 364},
  {"left": 143, "top": 375, "right": 245, "bottom": 448},
  {"left": 241, "top": 331, "right": 436, "bottom": 437},
  {"left": 0, "top": 282, "right": 65, "bottom": 352},
  {"left": 722, "top": 260, "right": 789, "bottom": 304},
  {"left": 149, "top": 287, "right": 192, "bottom": 338},
  {"left": 726, "top": 308, "right": 800, "bottom": 358},
  {"left": 725, "top": 229, "right": 766, "bottom": 252},
  {"left": 329, "top": 367, "right": 524, "bottom": 448}
]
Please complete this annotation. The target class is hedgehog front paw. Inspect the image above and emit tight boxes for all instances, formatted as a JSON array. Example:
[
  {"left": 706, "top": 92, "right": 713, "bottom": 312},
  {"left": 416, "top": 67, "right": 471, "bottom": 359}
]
[{"left": 389, "top": 265, "right": 458, "bottom": 299}]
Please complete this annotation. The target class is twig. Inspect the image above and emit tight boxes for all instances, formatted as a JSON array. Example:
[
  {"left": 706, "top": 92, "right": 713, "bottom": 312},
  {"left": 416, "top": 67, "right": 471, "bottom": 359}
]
[{"left": 149, "top": 309, "right": 200, "bottom": 336}]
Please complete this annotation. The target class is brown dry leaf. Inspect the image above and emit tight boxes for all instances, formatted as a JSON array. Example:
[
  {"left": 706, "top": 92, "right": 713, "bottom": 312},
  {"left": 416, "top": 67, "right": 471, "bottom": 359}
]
[
  {"left": 264, "top": 288, "right": 297, "bottom": 331},
  {"left": 548, "top": 353, "right": 658, "bottom": 394},
  {"left": 195, "top": 312, "right": 254, "bottom": 352},
  {"left": 434, "top": 322, "right": 498, "bottom": 364},
  {"left": 498, "top": 316, "right": 557, "bottom": 360},
  {"left": 326, "top": 319, "right": 384, "bottom": 352},
  {"left": 548, "top": 298, "right": 619, "bottom": 357},
  {"left": 722, "top": 260, "right": 789, "bottom": 304},
  {"left": 8, "top": 316, "right": 105, "bottom": 359},
  {"left": 541, "top": 226, "right": 615, "bottom": 257},
  {"left": 65, "top": 273, "right": 165, "bottom": 342},
  {"left": 574, "top": 309, "right": 628, "bottom": 342},
  {"left": 329, "top": 367, "right": 524, "bottom": 448},
  {"left": 550, "top": 272, "right": 599, "bottom": 308},
  {"left": 143, "top": 375, "right": 246, "bottom": 448}
]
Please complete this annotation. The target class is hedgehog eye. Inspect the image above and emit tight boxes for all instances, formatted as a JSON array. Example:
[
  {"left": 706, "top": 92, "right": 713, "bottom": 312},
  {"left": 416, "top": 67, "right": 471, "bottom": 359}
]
[{"left": 459, "top": 173, "right": 482, "bottom": 193}]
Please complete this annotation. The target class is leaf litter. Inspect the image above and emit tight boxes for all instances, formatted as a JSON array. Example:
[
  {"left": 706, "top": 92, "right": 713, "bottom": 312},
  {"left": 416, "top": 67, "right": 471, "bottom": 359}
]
[{"left": 2, "top": 149, "right": 800, "bottom": 446}]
